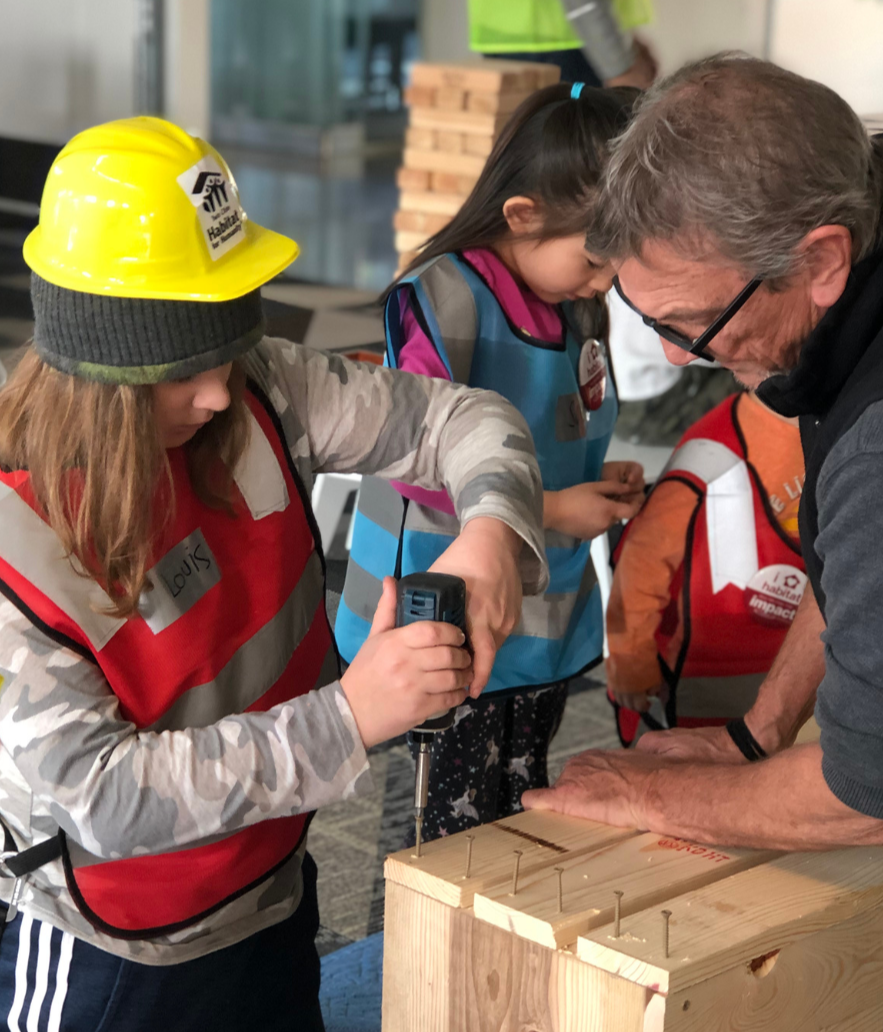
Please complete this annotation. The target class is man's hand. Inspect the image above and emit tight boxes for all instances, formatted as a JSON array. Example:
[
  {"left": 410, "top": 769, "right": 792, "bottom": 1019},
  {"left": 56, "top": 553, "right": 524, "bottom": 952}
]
[
  {"left": 340, "top": 577, "right": 472, "bottom": 748},
  {"left": 430, "top": 516, "right": 523, "bottom": 697},
  {"left": 635, "top": 724, "right": 749, "bottom": 763},
  {"left": 605, "top": 38, "right": 658, "bottom": 90},
  {"left": 522, "top": 748, "right": 654, "bottom": 828}
]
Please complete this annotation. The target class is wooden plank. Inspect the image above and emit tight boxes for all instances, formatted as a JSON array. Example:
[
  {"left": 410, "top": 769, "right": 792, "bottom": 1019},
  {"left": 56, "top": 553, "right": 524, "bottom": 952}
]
[
  {"left": 398, "top": 190, "right": 466, "bottom": 217},
  {"left": 404, "top": 126, "right": 437, "bottom": 151},
  {"left": 435, "top": 86, "right": 466, "bottom": 111},
  {"left": 467, "top": 89, "right": 533, "bottom": 115},
  {"left": 431, "top": 171, "right": 480, "bottom": 195},
  {"left": 403, "top": 84, "right": 436, "bottom": 108},
  {"left": 436, "top": 130, "right": 465, "bottom": 153},
  {"left": 403, "top": 147, "right": 487, "bottom": 177},
  {"left": 410, "top": 60, "right": 542, "bottom": 93},
  {"left": 385, "top": 810, "right": 637, "bottom": 909},
  {"left": 794, "top": 713, "right": 820, "bottom": 745},
  {"left": 533, "top": 62, "right": 563, "bottom": 88},
  {"left": 662, "top": 901, "right": 883, "bottom": 1032},
  {"left": 394, "top": 230, "right": 430, "bottom": 253},
  {"left": 576, "top": 846, "right": 883, "bottom": 995},
  {"left": 396, "top": 167, "right": 431, "bottom": 191},
  {"left": 819, "top": 1008, "right": 883, "bottom": 1032},
  {"left": 463, "top": 134, "right": 495, "bottom": 158},
  {"left": 393, "top": 210, "right": 451, "bottom": 235},
  {"left": 382, "top": 880, "right": 648, "bottom": 1032},
  {"left": 410, "top": 106, "right": 507, "bottom": 136},
  {"left": 474, "top": 833, "right": 774, "bottom": 950},
  {"left": 395, "top": 251, "right": 419, "bottom": 276}
]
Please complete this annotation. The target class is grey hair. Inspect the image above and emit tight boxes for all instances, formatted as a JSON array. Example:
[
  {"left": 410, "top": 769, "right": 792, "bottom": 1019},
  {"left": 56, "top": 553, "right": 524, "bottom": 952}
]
[{"left": 590, "top": 53, "right": 883, "bottom": 280}]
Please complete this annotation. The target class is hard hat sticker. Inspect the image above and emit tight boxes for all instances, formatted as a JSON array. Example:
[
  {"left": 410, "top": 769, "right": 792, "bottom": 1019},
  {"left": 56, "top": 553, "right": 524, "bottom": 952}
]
[{"left": 177, "top": 157, "right": 245, "bottom": 262}]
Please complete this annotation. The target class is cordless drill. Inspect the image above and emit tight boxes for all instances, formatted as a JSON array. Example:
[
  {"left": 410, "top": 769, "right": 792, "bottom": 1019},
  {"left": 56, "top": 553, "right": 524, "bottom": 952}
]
[{"left": 395, "top": 572, "right": 468, "bottom": 857}]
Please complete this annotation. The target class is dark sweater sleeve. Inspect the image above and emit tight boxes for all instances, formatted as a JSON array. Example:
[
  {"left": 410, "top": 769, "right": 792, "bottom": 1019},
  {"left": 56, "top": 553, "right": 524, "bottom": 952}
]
[{"left": 814, "top": 401, "right": 883, "bottom": 818}]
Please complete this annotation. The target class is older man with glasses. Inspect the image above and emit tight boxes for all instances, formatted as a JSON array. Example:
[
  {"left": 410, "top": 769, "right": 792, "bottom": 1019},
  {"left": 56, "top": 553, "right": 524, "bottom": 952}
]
[{"left": 524, "top": 52, "right": 883, "bottom": 851}]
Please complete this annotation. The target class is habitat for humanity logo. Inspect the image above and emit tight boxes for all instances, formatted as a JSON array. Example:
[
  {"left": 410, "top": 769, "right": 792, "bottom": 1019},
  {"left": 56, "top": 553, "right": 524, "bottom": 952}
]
[{"left": 177, "top": 156, "right": 245, "bottom": 261}]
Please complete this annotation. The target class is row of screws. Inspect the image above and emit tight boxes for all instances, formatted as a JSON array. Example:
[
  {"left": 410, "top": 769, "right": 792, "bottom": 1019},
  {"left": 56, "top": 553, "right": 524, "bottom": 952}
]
[{"left": 498, "top": 846, "right": 672, "bottom": 957}]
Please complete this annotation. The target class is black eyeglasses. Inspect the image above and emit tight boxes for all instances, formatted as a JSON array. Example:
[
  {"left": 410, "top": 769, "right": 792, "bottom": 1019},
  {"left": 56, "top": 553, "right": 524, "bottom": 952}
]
[{"left": 613, "top": 275, "right": 763, "bottom": 362}]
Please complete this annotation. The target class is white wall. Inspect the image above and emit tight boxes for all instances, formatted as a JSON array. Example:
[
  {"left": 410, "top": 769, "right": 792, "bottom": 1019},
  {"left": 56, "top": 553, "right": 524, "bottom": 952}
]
[
  {"left": 771, "top": 0, "right": 883, "bottom": 116},
  {"left": 165, "top": 0, "right": 211, "bottom": 138},
  {"left": 420, "top": 0, "right": 471, "bottom": 63},
  {"left": 0, "top": 0, "right": 137, "bottom": 143},
  {"left": 641, "top": 0, "right": 769, "bottom": 71}
]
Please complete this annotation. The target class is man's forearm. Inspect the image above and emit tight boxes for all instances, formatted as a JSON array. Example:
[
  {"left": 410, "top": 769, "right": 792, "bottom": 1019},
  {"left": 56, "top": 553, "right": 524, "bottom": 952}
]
[
  {"left": 559, "top": 0, "right": 633, "bottom": 81},
  {"left": 640, "top": 744, "right": 883, "bottom": 850},
  {"left": 745, "top": 588, "right": 826, "bottom": 754}
]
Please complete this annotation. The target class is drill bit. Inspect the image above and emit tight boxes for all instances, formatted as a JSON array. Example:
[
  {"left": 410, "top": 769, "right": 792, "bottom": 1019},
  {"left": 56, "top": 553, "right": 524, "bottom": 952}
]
[{"left": 413, "top": 735, "right": 432, "bottom": 859}]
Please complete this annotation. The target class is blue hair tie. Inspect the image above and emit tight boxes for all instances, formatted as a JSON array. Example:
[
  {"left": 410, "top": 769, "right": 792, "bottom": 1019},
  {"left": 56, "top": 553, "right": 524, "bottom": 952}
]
[{"left": 570, "top": 82, "right": 586, "bottom": 99}]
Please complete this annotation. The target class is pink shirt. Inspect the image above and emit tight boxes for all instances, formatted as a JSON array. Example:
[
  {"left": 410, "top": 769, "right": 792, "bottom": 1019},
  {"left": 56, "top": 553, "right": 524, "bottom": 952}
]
[{"left": 393, "top": 248, "right": 563, "bottom": 514}]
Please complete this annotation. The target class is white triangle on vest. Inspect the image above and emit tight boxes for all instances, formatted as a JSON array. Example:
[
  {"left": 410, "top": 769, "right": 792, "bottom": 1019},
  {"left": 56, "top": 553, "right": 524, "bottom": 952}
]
[
  {"left": 705, "top": 460, "right": 759, "bottom": 593},
  {"left": 664, "top": 437, "right": 759, "bottom": 594}
]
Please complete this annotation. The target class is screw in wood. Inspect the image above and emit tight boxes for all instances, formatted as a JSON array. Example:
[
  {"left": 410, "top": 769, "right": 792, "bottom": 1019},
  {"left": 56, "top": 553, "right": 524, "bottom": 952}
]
[
  {"left": 464, "top": 834, "right": 475, "bottom": 880},
  {"left": 613, "top": 890, "right": 624, "bottom": 938},
  {"left": 554, "top": 867, "right": 564, "bottom": 914},
  {"left": 661, "top": 910, "right": 672, "bottom": 959},
  {"left": 509, "top": 850, "right": 523, "bottom": 896}
]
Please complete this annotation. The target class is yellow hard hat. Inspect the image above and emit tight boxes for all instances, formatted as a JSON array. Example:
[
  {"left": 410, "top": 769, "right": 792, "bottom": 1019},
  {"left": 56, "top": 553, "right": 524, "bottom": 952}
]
[{"left": 24, "top": 116, "right": 299, "bottom": 302}]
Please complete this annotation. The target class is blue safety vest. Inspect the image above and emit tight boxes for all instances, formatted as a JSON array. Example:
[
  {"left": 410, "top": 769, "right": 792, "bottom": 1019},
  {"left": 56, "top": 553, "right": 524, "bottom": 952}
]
[{"left": 335, "top": 252, "right": 617, "bottom": 694}]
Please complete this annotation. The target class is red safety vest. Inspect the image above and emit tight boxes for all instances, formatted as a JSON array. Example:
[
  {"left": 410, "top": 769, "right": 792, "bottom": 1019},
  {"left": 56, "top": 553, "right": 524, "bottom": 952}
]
[
  {"left": 613, "top": 394, "right": 805, "bottom": 746},
  {"left": 0, "top": 385, "right": 337, "bottom": 938}
]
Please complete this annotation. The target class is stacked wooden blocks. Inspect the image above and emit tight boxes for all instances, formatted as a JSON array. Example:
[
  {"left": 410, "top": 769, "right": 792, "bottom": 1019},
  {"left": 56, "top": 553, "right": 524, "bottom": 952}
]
[
  {"left": 383, "top": 807, "right": 883, "bottom": 1031},
  {"left": 394, "top": 60, "right": 561, "bottom": 272}
]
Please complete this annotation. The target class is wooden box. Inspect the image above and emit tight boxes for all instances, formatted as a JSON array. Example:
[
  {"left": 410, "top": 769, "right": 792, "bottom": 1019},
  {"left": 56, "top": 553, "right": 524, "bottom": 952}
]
[{"left": 382, "top": 810, "right": 883, "bottom": 1031}]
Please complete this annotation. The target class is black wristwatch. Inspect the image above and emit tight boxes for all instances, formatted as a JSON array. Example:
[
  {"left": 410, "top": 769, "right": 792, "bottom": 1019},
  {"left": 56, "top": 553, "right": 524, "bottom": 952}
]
[{"left": 726, "top": 717, "right": 768, "bottom": 763}]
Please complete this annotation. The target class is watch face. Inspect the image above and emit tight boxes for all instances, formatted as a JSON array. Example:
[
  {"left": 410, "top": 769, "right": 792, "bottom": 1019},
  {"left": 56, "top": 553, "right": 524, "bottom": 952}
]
[
  {"left": 743, "top": 565, "right": 807, "bottom": 627},
  {"left": 578, "top": 339, "right": 607, "bottom": 412}
]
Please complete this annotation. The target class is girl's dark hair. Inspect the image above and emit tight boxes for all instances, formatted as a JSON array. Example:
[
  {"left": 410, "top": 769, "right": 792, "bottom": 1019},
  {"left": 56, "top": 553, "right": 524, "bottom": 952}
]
[{"left": 394, "top": 82, "right": 638, "bottom": 288}]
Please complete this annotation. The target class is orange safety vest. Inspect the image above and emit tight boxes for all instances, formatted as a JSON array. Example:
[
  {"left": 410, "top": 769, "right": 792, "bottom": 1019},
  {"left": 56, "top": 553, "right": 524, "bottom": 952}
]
[
  {"left": 0, "top": 385, "right": 337, "bottom": 938},
  {"left": 613, "top": 395, "right": 805, "bottom": 746}
]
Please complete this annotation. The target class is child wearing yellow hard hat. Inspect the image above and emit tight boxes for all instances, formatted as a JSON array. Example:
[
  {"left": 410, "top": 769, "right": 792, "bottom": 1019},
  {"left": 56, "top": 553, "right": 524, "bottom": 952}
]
[{"left": 0, "top": 117, "right": 547, "bottom": 1031}]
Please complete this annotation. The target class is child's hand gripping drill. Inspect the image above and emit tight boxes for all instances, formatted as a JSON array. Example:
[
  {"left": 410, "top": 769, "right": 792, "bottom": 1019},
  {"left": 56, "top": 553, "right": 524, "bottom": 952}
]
[{"left": 340, "top": 573, "right": 470, "bottom": 855}]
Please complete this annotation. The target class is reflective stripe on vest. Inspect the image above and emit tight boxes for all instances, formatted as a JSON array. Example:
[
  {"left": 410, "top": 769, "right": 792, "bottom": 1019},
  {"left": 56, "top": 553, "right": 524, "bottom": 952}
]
[
  {"left": 336, "top": 252, "right": 615, "bottom": 692},
  {"left": 0, "top": 386, "right": 335, "bottom": 937}
]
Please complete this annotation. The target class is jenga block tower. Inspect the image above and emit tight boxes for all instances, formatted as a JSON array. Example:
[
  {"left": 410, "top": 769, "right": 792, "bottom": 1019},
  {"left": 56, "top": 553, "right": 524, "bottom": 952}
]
[{"left": 393, "top": 61, "right": 561, "bottom": 275}]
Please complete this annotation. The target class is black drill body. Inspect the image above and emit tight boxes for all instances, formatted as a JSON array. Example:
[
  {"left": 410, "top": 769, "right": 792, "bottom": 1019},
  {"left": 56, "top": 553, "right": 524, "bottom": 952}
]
[{"left": 395, "top": 573, "right": 468, "bottom": 855}]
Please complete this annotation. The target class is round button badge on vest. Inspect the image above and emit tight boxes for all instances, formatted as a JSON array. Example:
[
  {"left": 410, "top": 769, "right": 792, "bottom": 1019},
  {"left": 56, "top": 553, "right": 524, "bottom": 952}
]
[
  {"left": 578, "top": 339, "right": 607, "bottom": 412},
  {"left": 743, "top": 564, "right": 807, "bottom": 627}
]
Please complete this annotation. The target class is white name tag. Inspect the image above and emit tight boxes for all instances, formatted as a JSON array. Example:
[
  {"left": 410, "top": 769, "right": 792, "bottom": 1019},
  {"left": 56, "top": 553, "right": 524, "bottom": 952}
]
[{"left": 139, "top": 529, "right": 221, "bottom": 635}]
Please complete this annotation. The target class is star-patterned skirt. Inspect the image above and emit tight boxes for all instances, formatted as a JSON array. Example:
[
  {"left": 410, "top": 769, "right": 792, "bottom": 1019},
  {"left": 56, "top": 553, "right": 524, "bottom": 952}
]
[{"left": 404, "top": 682, "right": 569, "bottom": 845}]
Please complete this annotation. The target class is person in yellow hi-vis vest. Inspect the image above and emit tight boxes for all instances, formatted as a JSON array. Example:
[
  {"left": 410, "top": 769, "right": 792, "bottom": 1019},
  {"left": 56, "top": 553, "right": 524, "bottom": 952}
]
[{"left": 468, "top": 0, "right": 657, "bottom": 88}]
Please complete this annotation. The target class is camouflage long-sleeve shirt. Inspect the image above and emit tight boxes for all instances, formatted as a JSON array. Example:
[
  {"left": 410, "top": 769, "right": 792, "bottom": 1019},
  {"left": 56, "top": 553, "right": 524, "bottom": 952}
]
[{"left": 0, "top": 338, "right": 546, "bottom": 964}]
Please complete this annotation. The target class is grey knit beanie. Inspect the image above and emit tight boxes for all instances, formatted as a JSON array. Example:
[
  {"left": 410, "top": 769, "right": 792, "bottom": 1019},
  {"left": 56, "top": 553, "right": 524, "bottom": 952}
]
[{"left": 31, "top": 273, "right": 265, "bottom": 384}]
